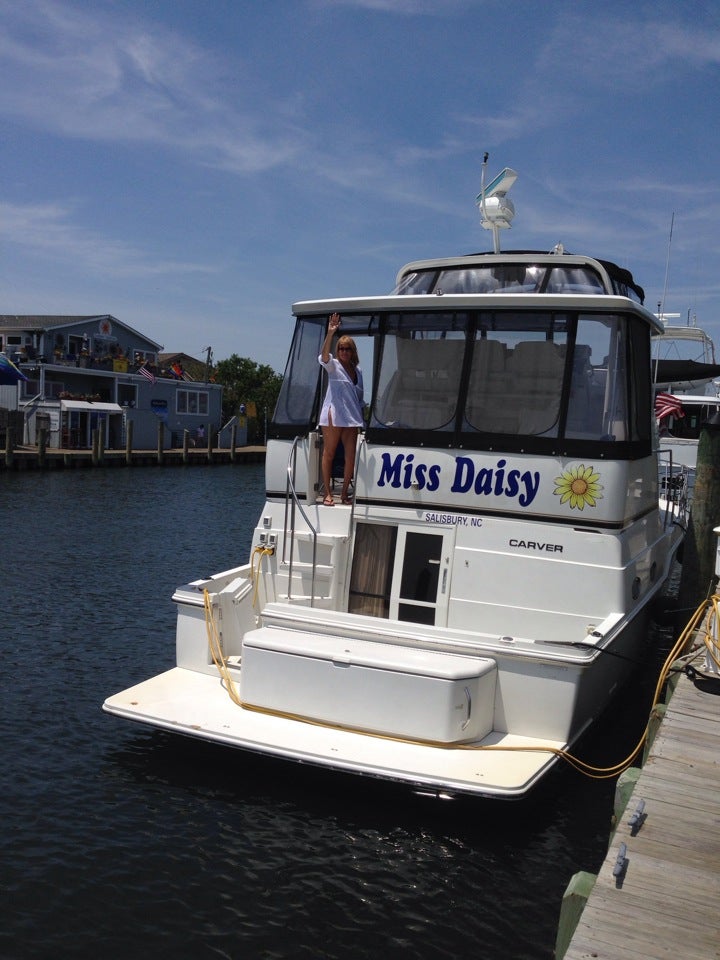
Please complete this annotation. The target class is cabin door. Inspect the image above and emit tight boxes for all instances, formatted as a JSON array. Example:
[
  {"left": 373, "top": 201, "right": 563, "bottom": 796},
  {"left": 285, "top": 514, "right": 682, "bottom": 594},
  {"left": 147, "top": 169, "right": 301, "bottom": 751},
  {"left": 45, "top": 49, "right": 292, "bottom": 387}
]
[
  {"left": 348, "top": 523, "right": 454, "bottom": 625},
  {"left": 388, "top": 528, "right": 454, "bottom": 626}
]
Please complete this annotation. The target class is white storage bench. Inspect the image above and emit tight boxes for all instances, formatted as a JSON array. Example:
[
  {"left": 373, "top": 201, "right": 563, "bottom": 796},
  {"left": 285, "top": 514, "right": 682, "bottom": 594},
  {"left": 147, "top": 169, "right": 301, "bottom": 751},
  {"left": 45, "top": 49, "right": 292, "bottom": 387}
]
[{"left": 239, "top": 628, "right": 497, "bottom": 743}]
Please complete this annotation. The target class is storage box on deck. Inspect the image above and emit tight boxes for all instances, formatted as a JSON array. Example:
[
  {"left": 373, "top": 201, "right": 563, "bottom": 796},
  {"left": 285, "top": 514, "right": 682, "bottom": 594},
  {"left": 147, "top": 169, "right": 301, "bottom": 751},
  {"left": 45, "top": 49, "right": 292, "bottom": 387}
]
[{"left": 240, "top": 628, "right": 497, "bottom": 743}]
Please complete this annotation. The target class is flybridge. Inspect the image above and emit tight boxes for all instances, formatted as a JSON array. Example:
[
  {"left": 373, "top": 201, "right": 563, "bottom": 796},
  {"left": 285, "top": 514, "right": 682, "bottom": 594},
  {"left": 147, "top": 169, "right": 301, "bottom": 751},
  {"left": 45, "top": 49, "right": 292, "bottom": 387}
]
[{"left": 391, "top": 253, "right": 645, "bottom": 301}]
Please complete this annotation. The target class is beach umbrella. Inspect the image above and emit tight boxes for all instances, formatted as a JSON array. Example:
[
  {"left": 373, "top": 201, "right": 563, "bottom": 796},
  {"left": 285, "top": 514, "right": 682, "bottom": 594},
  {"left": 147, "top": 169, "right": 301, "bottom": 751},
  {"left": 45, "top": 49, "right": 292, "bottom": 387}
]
[{"left": 0, "top": 355, "right": 29, "bottom": 385}]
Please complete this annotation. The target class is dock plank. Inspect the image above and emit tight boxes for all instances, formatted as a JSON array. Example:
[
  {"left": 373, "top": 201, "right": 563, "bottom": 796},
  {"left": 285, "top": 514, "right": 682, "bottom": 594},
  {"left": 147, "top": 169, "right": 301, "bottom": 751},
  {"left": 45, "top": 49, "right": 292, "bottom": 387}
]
[{"left": 562, "top": 663, "right": 720, "bottom": 960}]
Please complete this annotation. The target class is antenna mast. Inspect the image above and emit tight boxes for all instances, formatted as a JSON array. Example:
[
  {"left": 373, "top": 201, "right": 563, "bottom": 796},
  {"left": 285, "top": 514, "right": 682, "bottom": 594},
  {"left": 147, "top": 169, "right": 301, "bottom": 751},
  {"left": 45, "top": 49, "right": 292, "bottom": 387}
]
[
  {"left": 476, "top": 154, "right": 518, "bottom": 253},
  {"left": 659, "top": 212, "right": 674, "bottom": 321}
]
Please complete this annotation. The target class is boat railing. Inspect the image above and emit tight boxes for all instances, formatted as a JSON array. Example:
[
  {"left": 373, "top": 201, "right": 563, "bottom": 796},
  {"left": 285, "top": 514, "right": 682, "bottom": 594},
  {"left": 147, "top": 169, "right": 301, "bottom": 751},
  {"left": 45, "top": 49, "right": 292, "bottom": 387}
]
[
  {"left": 658, "top": 449, "right": 690, "bottom": 526},
  {"left": 283, "top": 435, "right": 320, "bottom": 605}
]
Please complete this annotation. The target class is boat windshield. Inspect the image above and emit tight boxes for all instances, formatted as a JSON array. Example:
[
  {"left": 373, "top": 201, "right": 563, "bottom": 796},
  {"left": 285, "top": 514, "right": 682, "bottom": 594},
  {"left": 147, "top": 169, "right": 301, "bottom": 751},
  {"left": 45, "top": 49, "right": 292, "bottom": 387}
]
[{"left": 271, "top": 308, "right": 651, "bottom": 457}]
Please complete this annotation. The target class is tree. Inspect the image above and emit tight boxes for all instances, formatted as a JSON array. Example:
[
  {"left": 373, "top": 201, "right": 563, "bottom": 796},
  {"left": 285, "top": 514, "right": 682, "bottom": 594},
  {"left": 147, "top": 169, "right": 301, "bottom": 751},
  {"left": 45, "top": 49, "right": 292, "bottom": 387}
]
[{"left": 213, "top": 355, "right": 283, "bottom": 443}]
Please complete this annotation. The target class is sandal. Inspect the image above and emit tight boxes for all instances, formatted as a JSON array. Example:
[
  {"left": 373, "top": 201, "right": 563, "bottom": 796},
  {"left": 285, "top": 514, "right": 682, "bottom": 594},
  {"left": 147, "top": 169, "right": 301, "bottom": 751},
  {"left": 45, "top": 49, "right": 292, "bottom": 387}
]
[
  {"left": 341, "top": 496, "right": 353, "bottom": 505},
  {"left": 323, "top": 495, "right": 335, "bottom": 506}
]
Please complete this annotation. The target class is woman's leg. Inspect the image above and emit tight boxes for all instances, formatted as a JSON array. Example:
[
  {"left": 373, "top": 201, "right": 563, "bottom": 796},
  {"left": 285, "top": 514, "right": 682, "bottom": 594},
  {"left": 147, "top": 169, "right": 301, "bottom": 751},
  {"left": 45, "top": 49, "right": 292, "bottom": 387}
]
[
  {"left": 321, "top": 423, "right": 341, "bottom": 503},
  {"left": 340, "top": 427, "right": 358, "bottom": 501}
]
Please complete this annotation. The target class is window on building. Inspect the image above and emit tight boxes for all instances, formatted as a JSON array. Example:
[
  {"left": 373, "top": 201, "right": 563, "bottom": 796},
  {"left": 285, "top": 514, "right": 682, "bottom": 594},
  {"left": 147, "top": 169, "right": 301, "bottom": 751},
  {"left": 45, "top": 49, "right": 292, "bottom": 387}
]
[
  {"left": 22, "top": 379, "right": 40, "bottom": 397},
  {"left": 118, "top": 384, "right": 138, "bottom": 407},
  {"left": 177, "top": 389, "right": 209, "bottom": 415}
]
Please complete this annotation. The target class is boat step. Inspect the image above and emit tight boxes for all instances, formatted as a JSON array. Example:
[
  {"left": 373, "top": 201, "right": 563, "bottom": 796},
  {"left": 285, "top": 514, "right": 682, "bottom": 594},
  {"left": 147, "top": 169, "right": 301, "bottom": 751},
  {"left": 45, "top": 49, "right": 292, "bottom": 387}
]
[
  {"left": 279, "top": 561, "right": 334, "bottom": 575},
  {"left": 294, "top": 531, "right": 349, "bottom": 544},
  {"left": 276, "top": 594, "right": 334, "bottom": 607}
]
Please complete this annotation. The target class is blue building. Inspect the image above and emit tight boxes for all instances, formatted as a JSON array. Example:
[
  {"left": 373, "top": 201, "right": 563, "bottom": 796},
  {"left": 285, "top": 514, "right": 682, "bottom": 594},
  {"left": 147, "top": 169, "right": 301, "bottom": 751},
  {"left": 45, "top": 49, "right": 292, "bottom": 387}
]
[{"left": 0, "top": 314, "right": 224, "bottom": 449}]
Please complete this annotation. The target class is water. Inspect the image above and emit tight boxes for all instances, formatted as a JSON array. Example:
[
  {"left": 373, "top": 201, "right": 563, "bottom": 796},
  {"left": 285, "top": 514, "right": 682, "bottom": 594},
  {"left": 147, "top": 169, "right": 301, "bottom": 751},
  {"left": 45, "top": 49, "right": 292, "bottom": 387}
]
[{"left": 1, "top": 466, "right": 676, "bottom": 960}]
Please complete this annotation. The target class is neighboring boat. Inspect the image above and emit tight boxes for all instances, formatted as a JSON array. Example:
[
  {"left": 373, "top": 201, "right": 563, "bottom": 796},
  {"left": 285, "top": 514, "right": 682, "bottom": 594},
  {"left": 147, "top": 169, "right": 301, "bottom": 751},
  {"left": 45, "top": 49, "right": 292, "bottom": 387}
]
[
  {"left": 651, "top": 314, "right": 720, "bottom": 469},
  {"left": 652, "top": 313, "right": 720, "bottom": 394},
  {"left": 656, "top": 390, "right": 720, "bottom": 469},
  {"left": 104, "top": 166, "right": 688, "bottom": 800}
]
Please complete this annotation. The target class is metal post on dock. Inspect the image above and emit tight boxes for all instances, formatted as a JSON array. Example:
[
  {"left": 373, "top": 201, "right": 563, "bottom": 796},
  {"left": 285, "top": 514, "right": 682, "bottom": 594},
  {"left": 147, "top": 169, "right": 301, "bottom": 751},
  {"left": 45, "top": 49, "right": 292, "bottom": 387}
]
[
  {"left": 230, "top": 423, "right": 237, "bottom": 462},
  {"left": 5, "top": 427, "right": 14, "bottom": 468},
  {"left": 182, "top": 429, "right": 190, "bottom": 464},
  {"left": 157, "top": 421, "right": 165, "bottom": 465},
  {"left": 206, "top": 423, "right": 213, "bottom": 463},
  {"left": 679, "top": 414, "right": 720, "bottom": 610},
  {"left": 91, "top": 428, "right": 99, "bottom": 466}
]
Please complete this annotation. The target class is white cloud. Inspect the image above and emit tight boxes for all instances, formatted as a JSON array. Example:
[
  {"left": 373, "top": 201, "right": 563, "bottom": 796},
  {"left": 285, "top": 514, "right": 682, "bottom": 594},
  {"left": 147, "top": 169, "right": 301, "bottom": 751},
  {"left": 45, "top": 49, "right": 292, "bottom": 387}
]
[
  {"left": 0, "top": 200, "right": 217, "bottom": 278},
  {"left": 0, "top": 0, "right": 306, "bottom": 173},
  {"left": 536, "top": 12, "right": 720, "bottom": 90},
  {"left": 312, "top": 0, "right": 469, "bottom": 13}
]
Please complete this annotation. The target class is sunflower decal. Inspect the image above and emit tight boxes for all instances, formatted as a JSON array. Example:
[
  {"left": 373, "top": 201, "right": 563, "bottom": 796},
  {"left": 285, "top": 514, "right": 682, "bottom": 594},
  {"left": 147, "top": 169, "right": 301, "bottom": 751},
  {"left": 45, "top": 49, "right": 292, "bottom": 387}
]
[{"left": 553, "top": 464, "right": 603, "bottom": 511}]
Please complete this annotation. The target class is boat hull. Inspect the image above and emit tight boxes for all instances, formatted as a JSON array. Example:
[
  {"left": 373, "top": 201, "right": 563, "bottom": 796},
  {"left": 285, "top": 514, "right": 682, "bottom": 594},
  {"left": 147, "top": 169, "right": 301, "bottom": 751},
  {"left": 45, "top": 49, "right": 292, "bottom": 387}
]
[
  {"left": 104, "top": 572, "right": 663, "bottom": 800},
  {"left": 104, "top": 668, "right": 565, "bottom": 799}
]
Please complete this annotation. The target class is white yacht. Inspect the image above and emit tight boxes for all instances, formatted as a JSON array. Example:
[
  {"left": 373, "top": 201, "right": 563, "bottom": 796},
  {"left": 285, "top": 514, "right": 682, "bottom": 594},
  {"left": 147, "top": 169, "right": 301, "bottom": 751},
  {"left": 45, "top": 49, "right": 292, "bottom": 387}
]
[
  {"left": 651, "top": 314, "right": 720, "bottom": 469},
  {"left": 652, "top": 312, "right": 718, "bottom": 394},
  {"left": 104, "top": 168, "right": 688, "bottom": 799}
]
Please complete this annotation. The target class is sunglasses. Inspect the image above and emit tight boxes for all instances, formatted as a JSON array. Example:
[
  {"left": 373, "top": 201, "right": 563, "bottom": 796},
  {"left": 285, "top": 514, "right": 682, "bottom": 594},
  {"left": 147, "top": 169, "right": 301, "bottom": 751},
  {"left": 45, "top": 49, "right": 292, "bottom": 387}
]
[{"left": 337, "top": 346, "right": 351, "bottom": 352}]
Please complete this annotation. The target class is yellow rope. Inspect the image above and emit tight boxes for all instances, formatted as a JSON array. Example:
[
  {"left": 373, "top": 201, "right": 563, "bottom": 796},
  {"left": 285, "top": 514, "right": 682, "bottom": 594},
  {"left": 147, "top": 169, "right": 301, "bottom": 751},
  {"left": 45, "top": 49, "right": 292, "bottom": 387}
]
[
  {"left": 704, "top": 596, "right": 720, "bottom": 670},
  {"left": 203, "top": 587, "right": 712, "bottom": 780},
  {"left": 204, "top": 589, "right": 243, "bottom": 706},
  {"left": 250, "top": 545, "right": 274, "bottom": 608}
]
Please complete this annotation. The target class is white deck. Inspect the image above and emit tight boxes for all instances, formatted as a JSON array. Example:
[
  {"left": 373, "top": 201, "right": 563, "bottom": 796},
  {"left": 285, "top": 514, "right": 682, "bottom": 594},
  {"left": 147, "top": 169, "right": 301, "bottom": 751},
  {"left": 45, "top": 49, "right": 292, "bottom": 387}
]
[{"left": 103, "top": 667, "right": 565, "bottom": 799}]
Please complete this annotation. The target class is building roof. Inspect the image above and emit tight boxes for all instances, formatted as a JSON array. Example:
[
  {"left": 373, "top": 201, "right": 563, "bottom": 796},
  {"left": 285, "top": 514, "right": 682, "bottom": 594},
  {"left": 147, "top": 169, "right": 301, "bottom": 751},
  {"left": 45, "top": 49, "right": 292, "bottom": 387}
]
[
  {"left": 158, "top": 351, "right": 203, "bottom": 366},
  {"left": 158, "top": 352, "right": 213, "bottom": 382},
  {"left": 0, "top": 314, "right": 114, "bottom": 330},
  {"left": 0, "top": 314, "right": 163, "bottom": 350}
]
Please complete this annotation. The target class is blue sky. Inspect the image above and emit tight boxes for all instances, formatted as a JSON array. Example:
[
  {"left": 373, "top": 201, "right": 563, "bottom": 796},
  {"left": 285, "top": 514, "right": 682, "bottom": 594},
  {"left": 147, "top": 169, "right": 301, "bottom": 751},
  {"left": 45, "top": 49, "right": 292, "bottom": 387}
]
[{"left": 1, "top": 0, "right": 719, "bottom": 372}]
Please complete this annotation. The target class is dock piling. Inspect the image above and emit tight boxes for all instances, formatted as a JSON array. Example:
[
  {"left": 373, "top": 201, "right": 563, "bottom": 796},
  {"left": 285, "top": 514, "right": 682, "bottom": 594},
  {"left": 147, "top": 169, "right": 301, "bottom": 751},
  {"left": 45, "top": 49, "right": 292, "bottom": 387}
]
[
  {"left": 38, "top": 428, "right": 47, "bottom": 469},
  {"left": 125, "top": 420, "right": 134, "bottom": 465},
  {"left": 554, "top": 872, "right": 596, "bottom": 960},
  {"left": 5, "top": 427, "right": 14, "bottom": 468}
]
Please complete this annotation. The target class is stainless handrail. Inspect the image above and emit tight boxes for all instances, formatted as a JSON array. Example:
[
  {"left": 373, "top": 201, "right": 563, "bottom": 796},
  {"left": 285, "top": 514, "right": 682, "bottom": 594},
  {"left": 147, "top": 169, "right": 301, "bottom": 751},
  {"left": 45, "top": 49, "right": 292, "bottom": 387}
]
[
  {"left": 283, "top": 432, "right": 364, "bottom": 606},
  {"left": 658, "top": 449, "right": 689, "bottom": 528},
  {"left": 284, "top": 436, "right": 319, "bottom": 605}
]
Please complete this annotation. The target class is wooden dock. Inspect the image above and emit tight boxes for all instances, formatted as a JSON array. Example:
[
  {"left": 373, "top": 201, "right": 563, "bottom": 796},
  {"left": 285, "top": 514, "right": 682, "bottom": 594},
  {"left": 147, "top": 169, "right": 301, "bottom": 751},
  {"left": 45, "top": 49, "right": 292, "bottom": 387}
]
[
  {"left": 561, "top": 658, "right": 720, "bottom": 959},
  {"left": 1, "top": 444, "right": 266, "bottom": 470}
]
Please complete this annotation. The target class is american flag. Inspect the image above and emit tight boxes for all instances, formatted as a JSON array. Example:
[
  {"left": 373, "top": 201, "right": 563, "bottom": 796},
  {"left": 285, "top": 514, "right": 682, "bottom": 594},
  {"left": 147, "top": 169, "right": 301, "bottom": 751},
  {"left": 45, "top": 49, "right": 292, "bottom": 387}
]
[
  {"left": 655, "top": 392, "right": 685, "bottom": 421},
  {"left": 138, "top": 364, "right": 156, "bottom": 385}
]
